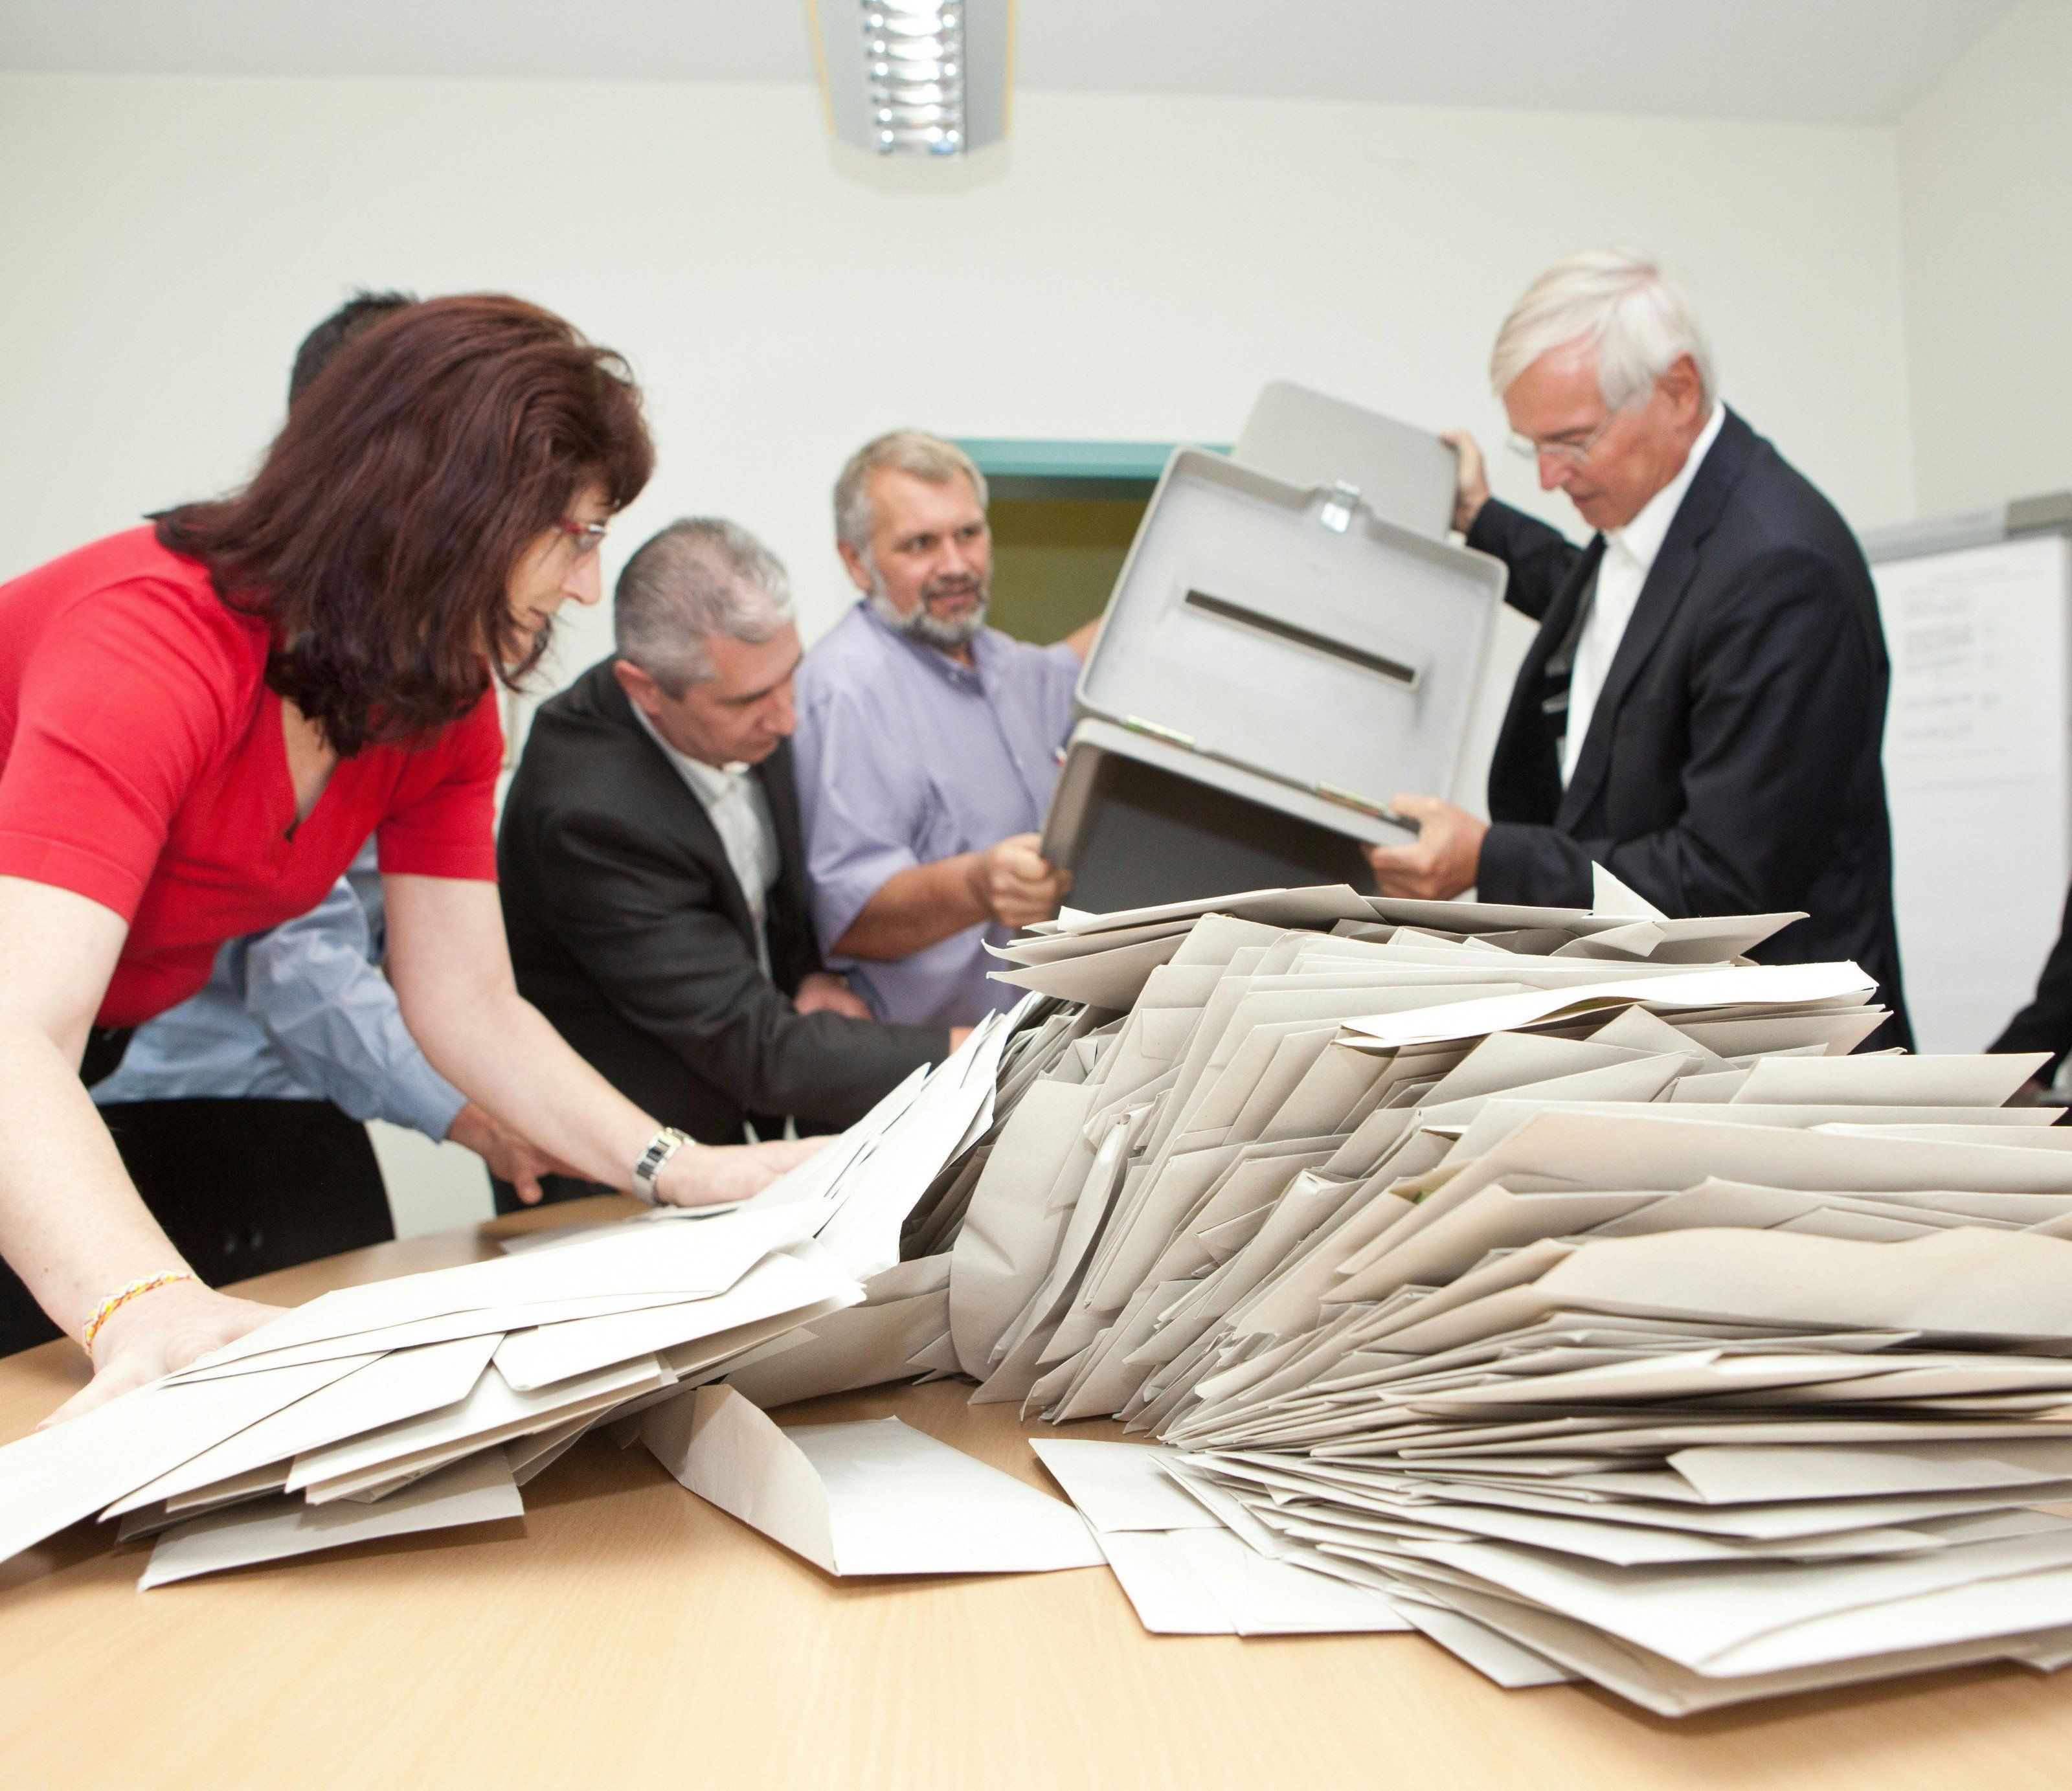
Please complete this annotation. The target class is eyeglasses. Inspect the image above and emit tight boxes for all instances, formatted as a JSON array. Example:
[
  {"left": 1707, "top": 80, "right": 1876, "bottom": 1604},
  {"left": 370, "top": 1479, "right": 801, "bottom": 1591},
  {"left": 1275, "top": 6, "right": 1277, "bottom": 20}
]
[
  {"left": 552, "top": 518, "right": 609, "bottom": 559},
  {"left": 1507, "top": 413, "right": 1619, "bottom": 467}
]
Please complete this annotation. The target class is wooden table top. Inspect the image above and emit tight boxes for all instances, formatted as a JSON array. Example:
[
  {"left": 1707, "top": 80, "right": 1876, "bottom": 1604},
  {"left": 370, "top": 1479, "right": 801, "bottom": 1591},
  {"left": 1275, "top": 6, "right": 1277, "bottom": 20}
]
[{"left": 5, "top": 1198, "right": 2071, "bottom": 1791}]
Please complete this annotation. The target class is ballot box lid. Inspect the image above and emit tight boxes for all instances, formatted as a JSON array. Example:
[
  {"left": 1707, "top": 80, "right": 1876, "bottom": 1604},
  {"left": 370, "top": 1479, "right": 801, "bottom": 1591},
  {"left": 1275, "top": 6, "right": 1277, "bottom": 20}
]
[
  {"left": 1233, "top": 382, "right": 1457, "bottom": 539},
  {"left": 1072, "top": 446, "right": 1508, "bottom": 829}
]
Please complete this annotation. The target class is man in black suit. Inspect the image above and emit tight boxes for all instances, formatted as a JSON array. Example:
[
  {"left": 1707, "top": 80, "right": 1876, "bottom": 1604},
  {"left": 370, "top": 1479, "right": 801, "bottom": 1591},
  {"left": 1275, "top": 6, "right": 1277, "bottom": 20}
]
[
  {"left": 1368, "top": 249, "right": 1909, "bottom": 1044},
  {"left": 498, "top": 518, "right": 954, "bottom": 1210}
]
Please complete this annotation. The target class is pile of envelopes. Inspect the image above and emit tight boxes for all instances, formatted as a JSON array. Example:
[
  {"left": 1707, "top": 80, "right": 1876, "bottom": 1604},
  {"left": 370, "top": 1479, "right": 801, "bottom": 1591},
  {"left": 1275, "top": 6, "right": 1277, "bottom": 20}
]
[
  {"left": 934, "top": 873, "right": 2072, "bottom": 1713},
  {"left": 16, "top": 864, "right": 2072, "bottom": 1723},
  {"left": 0, "top": 1005, "right": 1039, "bottom": 1590}
]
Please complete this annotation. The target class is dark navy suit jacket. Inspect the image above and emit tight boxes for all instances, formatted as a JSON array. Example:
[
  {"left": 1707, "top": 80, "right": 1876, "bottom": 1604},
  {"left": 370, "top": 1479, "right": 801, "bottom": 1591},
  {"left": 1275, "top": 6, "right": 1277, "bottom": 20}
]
[{"left": 1469, "top": 408, "right": 1911, "bottom": 1045}]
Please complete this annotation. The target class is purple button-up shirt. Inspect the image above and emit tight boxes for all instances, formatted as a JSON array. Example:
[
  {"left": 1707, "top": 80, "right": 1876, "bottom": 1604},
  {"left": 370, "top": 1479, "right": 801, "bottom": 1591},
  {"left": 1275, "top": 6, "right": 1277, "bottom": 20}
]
[{"left": 791, "top": 602, "right": 1081, "bottom": 1027}]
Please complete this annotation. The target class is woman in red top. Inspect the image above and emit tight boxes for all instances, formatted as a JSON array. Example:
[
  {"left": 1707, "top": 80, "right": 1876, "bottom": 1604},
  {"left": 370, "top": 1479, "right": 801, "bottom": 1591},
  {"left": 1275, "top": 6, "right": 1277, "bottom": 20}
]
[{"left": 0, "top": 295, "right": 818, "bottom": 1421}]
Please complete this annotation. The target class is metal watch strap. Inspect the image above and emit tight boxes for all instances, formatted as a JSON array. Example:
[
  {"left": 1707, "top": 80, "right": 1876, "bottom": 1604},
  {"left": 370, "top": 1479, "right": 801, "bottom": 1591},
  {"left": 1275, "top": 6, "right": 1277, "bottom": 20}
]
[{"left": 631, "top": 1126, "right": 694, "bottom": 1205}]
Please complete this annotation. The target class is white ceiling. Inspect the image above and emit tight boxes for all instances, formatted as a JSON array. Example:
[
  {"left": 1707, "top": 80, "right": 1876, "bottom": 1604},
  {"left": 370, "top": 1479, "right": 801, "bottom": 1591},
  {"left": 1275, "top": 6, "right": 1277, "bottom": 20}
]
[{"left": 0, "top": 0, "right": 2018, "bottom": 126}]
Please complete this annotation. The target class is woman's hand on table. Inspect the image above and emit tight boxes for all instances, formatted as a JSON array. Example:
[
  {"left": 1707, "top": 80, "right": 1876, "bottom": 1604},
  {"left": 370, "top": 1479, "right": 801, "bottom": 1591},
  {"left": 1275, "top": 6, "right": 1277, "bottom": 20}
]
[
  {"left": 653, "top": 1135, "right": 833, "bottom": 1209},
  {"left": 42, "top": 1279, "right": 282, "bottom": 1428}
]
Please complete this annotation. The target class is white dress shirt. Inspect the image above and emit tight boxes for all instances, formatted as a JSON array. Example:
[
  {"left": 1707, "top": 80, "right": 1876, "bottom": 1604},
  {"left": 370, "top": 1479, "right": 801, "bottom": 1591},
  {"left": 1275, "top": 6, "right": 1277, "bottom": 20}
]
[
  {"left": 633, "top": 708, "right": 782, "bottom": 973},
  {"left": 1560, "top": 401, "right": 1727, "bottom": 785}
]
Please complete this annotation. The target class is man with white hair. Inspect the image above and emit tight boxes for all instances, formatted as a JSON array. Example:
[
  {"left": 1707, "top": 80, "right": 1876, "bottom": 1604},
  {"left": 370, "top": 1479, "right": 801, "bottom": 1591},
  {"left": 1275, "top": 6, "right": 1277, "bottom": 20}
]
[
  {"left": 497, "top": 518, "right": 956, "bottom": 1207},
  {"left": 1368, "top": 249, "right": 1908, "bottom": 1041},
  {"left": 791, "top": 430, "right": 1099, "bottom": 1028}
]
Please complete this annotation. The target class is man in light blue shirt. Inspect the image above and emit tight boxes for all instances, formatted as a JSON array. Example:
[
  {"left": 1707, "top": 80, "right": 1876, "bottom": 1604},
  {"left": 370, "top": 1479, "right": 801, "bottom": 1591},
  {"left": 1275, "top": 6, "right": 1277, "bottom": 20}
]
[
  {"left": 791, "top": 431, "right": 1099, "bottom": 1029},
  {"left": 94, "top": 842, "right": 540, "bottom": 1181}
]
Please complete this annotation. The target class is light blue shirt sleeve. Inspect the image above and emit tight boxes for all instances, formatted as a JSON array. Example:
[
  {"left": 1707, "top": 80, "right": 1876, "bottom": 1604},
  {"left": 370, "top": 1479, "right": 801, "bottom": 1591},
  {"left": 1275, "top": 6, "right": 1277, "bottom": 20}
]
[
  {"left": 791, "top": 682, "right": 934, "bottom": 962},
  {"left": 239, "top": 877, "right": 469, "bottom": 1143}
]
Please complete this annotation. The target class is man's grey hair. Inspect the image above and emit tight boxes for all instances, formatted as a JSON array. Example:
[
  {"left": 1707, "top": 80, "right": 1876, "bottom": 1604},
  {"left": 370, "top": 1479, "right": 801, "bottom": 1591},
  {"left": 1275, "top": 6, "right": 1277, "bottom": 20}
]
[
  {"left": 1489, "top": 249, "right": 1717, "bottom": 412},
  {"left": 613, "top": 517, "right": 795, "bottom": 695},
  {"left": 833, "top": 429, "right": 989, "bottom": 556}
]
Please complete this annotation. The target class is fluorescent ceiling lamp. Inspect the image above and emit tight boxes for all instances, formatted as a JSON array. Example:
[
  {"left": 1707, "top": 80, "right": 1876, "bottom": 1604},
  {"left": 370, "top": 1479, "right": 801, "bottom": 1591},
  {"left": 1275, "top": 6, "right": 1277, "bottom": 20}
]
[{"left": 811, "top": 0, "right": 1015, "bottom": 157}]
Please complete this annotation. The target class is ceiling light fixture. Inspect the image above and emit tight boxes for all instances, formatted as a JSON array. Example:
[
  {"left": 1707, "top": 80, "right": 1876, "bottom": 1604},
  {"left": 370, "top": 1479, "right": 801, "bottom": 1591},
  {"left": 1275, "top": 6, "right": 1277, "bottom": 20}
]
[{"left": 811, "top": 0, "right": 1014, "bottom": 158}]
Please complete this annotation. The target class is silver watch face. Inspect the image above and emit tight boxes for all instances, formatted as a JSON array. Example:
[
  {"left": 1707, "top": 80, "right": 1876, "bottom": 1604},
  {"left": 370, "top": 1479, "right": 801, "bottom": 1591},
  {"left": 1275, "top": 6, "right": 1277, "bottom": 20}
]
[{"left": 635, "top": 1128, "right": 690, "bottom": 1196}]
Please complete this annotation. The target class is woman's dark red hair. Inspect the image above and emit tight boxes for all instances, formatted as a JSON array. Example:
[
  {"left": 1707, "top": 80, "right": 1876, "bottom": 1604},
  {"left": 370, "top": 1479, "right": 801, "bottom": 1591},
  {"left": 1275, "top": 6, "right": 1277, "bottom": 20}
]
[{"left": 156, "top": 294, "right": 653, "bottom": 756}]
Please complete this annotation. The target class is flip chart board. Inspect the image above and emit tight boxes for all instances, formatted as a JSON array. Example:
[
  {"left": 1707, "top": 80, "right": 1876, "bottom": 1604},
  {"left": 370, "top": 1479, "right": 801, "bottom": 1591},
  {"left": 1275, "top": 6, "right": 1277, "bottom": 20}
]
[{"left": 1870, "top": 527, "right": 2072, "bottom": 1052}]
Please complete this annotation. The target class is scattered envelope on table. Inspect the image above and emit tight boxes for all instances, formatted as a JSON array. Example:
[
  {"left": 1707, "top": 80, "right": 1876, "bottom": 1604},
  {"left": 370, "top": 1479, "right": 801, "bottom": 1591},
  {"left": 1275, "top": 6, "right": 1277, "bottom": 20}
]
[
  {"left": 641, "top": 1385, "right": 1101, "bottom": 1576},
  {"left": 490, "top": 1247, "right": 862, "bottom": 1391},
  {"left": 140, "top": 1448, "right": 523, "bottom": 1590},
  {"left": 0, "top": 1354, "right": 376, "bottom": 1570},
  {"left": 1031, "top": 1437, "right": 1410, "bottom": 1635},
  {"left": 1031, "top": 1438, "right": 1223, "bottom": 1533},
  {"left": 722, "top": 1289, "right": 951, "bottom": 1410},
  {"left": 107, "top": 1333, "right": 502, "bottom": 1518}
]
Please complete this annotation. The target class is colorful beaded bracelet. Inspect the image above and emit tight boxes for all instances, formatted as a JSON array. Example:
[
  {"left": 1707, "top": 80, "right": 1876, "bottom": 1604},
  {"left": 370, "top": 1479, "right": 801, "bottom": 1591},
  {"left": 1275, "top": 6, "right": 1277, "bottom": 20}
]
[{"left": 80, "top": 1270, "right": 196, "bottom": 1354}]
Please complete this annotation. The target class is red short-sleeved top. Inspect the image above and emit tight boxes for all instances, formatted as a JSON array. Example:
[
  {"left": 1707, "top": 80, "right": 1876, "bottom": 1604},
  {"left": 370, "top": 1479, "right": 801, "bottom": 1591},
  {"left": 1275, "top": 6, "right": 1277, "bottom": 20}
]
[{"left": 0, "top": 527, "right": 502, "bottom": 1026}]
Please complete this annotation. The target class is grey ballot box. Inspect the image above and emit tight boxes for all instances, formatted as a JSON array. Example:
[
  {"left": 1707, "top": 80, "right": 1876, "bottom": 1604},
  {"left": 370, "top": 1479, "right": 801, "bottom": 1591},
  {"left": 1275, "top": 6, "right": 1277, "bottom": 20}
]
[{"left": 1039, "top": 387, "right": 1509, "bottom": 914}]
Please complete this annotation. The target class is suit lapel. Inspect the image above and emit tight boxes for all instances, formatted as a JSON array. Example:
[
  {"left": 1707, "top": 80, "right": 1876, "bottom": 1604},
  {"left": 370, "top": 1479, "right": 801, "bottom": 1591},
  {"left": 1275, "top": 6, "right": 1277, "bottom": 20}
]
[
  {"left": 596, "top": 668, "right": 758, "bottom": 943},
  {"left": 1557, "top": 409, "right": 1757, "bottom": 824}
]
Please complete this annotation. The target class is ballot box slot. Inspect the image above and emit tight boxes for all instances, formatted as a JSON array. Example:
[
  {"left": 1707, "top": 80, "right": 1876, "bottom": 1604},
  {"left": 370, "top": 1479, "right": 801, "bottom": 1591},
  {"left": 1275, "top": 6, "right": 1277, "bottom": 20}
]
[
  {"left": 1052, "top": 422, "right": 1507, "bottom": 908},
  {"left": 1072, "top": 447, "right": 1505, "bottom": 813},
  {"left": 1182, "top": 588, "right": 1421, "bottom": 690}
]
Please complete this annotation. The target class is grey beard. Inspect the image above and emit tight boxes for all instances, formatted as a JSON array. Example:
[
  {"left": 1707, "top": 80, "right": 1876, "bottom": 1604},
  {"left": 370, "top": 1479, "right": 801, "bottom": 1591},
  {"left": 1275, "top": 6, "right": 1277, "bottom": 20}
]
[{"left": 866, "top": 578, "right": 988, "bottom": 651}]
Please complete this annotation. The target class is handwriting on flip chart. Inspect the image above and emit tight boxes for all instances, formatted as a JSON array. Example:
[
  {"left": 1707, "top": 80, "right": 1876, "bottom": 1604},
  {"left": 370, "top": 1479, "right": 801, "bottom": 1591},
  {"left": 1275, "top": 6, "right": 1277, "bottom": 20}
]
[
  {"left": 1876, "top": 532, "right": 2069, "bottom": 789},
  {"left": 1873, "top": 530, "right": 2071, "bottom": 1052}
]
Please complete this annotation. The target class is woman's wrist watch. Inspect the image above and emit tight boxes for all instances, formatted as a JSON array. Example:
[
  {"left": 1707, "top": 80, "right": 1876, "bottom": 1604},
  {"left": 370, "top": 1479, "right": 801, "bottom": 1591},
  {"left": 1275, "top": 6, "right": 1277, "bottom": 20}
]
[{"left": 631, "top": 1126, "right": 695, "bottom": 1205}]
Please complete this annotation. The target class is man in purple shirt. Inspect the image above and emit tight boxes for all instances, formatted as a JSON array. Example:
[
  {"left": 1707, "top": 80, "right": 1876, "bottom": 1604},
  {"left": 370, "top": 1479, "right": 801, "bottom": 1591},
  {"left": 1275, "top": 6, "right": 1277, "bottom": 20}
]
[{"left": 792, "top": 431, "right": 1099, "bottom": 1028}]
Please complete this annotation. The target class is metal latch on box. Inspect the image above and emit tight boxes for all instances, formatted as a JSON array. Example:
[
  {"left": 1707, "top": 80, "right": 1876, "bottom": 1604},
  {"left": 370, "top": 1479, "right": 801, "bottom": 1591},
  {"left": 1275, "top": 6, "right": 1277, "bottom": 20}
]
[
  {"left": 1121, "top": 715, "right": 1195, "bottom": 750},
  {"left": 1314, "top": 782, "right": 1394, "bottom": 820},
  {"left": 1318, "top": 481, "right": 1362, "bottom": 533}
]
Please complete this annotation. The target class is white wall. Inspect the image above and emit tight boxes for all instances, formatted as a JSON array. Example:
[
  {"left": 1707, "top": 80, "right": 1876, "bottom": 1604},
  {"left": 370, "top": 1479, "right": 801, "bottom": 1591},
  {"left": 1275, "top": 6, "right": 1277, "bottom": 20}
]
[
  {"left": 1, "top": 74, "right": 1915, "bottom": 651},
  {"left": 1897, "top": 0, "right": 2072, "bottom": 519},
  {"left": 0, "top": 74, "right": 1917, "bottom": 1232}
]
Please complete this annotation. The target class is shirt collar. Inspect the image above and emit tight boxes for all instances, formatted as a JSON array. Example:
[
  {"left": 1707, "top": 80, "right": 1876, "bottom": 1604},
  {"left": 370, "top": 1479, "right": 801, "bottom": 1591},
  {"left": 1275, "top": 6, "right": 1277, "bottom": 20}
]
[
  {"left": 855, "top": 599, "right": 996, "bottom": 695},
  {"left": 1605, "top": 401, "right": 1726, "bottom": 574},
  {"left": 632, "top": 705, "right": 751, "bottom": 800}
]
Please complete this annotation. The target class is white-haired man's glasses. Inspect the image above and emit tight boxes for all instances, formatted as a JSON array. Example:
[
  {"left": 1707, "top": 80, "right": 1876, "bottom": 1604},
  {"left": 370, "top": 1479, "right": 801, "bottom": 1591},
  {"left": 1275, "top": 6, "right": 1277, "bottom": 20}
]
[{"left": 1507, "top": 412, "right": 1619, "bottom": 468}]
